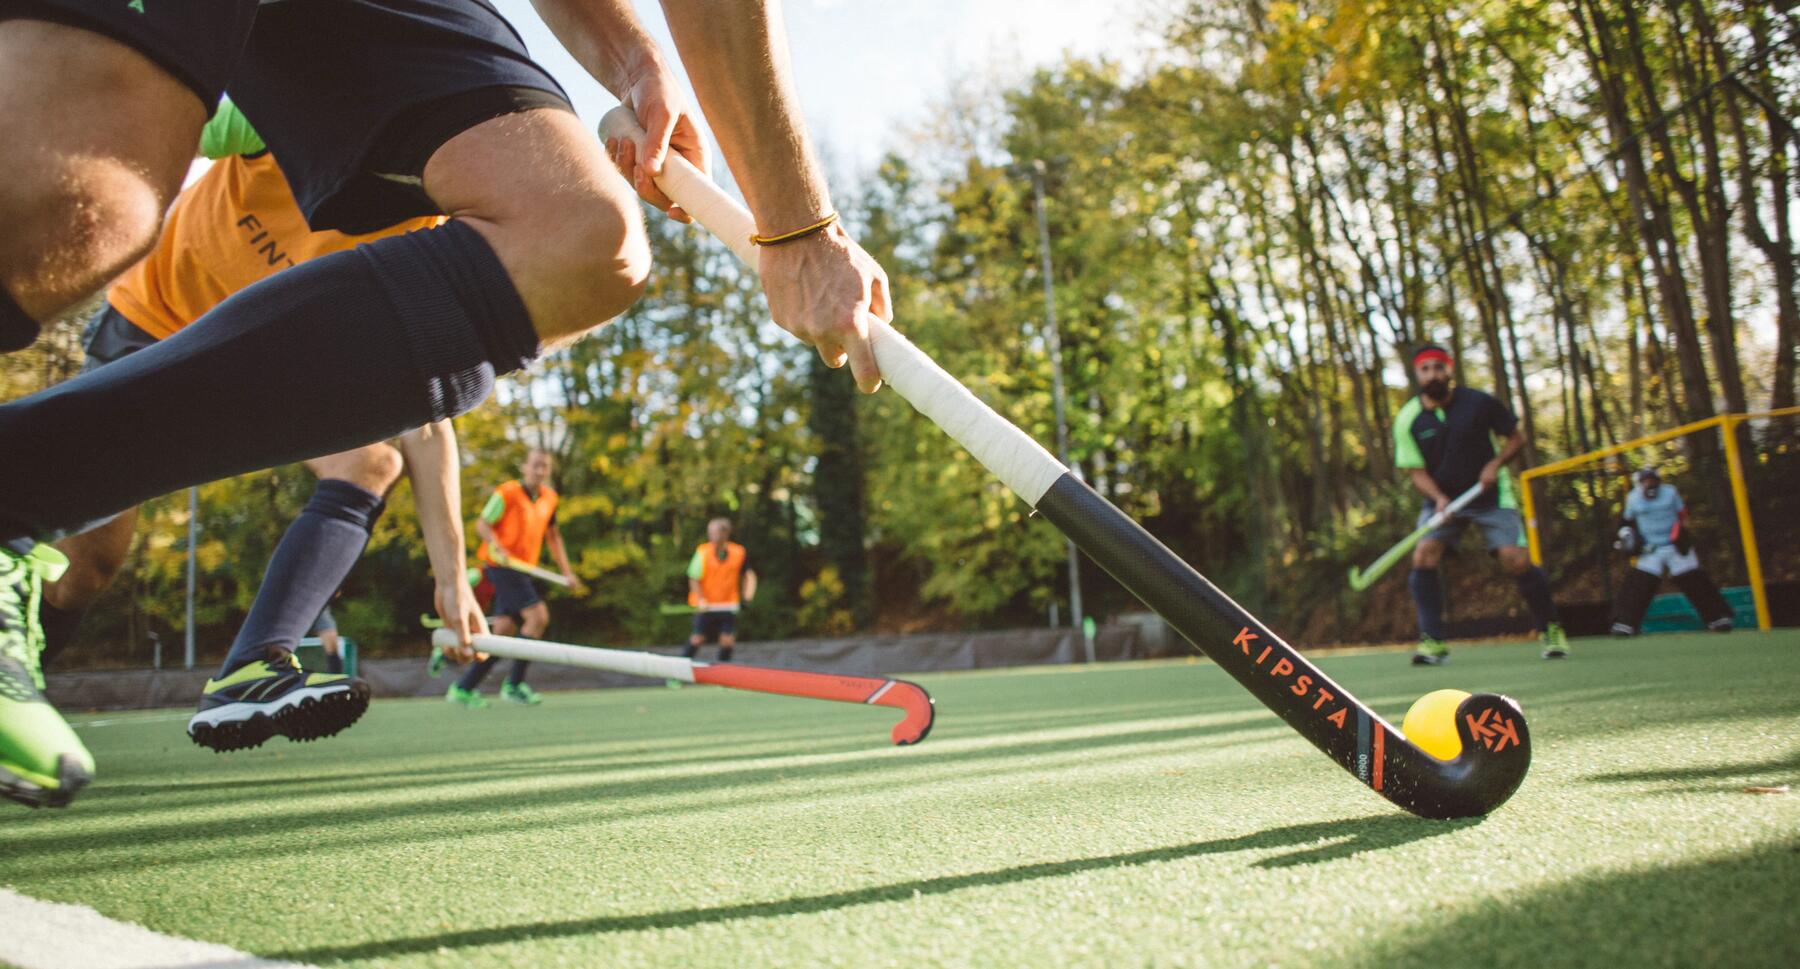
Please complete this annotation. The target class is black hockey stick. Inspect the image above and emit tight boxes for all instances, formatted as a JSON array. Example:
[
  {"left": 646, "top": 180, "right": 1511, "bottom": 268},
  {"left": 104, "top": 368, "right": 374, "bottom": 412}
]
[{"left": 600, "top": 109, "right": 1529, "bottom": 819}]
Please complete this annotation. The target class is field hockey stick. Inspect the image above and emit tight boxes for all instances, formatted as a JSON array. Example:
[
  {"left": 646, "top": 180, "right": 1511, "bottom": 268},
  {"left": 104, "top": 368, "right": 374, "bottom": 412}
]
[
  {"left": 602, "top": 108, "right": 1529, "bottom": 819},
  {"left": 488, "top": 557, "right": 575, "bottom": 588},
  {"left": 1348, "top": 483, "right": 1485, "bottom": 591},
  {"left": 427, "top": 626, "right": 933, "bottom": 746}
]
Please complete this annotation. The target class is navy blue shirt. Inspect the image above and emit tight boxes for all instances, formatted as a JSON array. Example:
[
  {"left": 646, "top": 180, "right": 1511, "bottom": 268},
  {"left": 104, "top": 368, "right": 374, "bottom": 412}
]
[{"left": 1393, "top": 388, "right": 1519, "bottom": 510}]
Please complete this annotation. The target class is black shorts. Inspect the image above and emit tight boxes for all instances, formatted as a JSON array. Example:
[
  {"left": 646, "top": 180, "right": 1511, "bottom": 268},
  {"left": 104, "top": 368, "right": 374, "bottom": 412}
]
[
  {"left": 482, "top": 565, "right": 541, "bottom": 624},
  {"left": 80, "top": 304, "right": 159, "bottom": 373},
  {"left": 5, "top": 0, "right": 570, "bottom": 233},
  {"left": 691, "top": 610, "right": 738, "bottom": 643},
  {"left": 307, "top": 604, "right": 337, "bottom": 636}
]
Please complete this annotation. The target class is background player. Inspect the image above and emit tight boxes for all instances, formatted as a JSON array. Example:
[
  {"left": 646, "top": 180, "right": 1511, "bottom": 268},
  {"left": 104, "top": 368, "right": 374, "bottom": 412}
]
[
  {"left": 308, "top": 603, "right": 345, "bottom": 676},
  {"left": 1609, "top": 467, "right": 1735, "bottom": 636},
  {"left": 449, "top": 449, "right": 584, "bottom": 708},
  {"left": 1394, "top": 343, "right": 1567, "bottom": 665},
  {"left": 684, "top": 517, "right": 757, "bottom": 663}
]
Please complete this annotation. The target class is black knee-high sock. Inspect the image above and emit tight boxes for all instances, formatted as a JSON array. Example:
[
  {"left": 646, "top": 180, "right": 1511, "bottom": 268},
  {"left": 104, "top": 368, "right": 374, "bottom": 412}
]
[
  {"left": 717, "top": 647, "right": 734, "bottom": 663},
  {"left": 1514, "top": 565, "right": 1557, "bottom": 631},
  {"left": 457, "top": 655, "right": 499, "bottom": 692},
  {"left": 682, "top": 643, "right": 700, "bottom": 660},
  {"left": 325, "top": 652, "right": 345, "bottom": 675},
  {"left": 506, "top": 660, "right": 531, "bottom": 686},
  {"left": 1, "top": 284, "right": 39, "bottom": 353},
  {"left": 1612, "top": 568, "right": 1660, "bottom": 632},
  {"left": 0, "top": 220, "right": 538, "bottom": 542},
  {"left": 1674, "top": 569, "right": 1732, "bottom": 624},
  {"left": 1409, "top": 568, "right": 1445, "bottom": 640},
  {"left": 217, "top": 480, "right": 385, "bottom": 675}
]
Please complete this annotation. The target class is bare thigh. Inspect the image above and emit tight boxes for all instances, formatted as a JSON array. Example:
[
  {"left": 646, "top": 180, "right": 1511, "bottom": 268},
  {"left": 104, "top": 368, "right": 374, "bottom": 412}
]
[{"left": 422, "top": 108, "right": 648, "bottom": 347}]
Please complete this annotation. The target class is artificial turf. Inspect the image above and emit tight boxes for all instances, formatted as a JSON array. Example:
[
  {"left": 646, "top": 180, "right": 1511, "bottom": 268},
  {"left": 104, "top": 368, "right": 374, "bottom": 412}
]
[{"left": 3, "top": 631, "right": 1797, "bottom": 968}]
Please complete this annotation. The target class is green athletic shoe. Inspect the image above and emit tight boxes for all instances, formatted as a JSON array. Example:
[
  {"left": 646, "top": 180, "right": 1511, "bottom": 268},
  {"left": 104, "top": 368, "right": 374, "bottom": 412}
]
[
  {"left": 500, "top": 681, "right": 542, "bottom": 706},
  {"left": 446, "top": 685, "right": 488, "bottom": 709},
  {"left": 0, "top": 543, "right": 94, "bottom": 808},
  {"left": 188, "top": 654, "right": 371, "bottom": 752},
  {"left": 427, "top": 645, "right": 447, "bottom": 678},
  {"left": 1411, "top": 637, "right": 1450, "bottom": 666},
  {"left": 1541, "top": 622, "right": 1570, "bottom": 660}
]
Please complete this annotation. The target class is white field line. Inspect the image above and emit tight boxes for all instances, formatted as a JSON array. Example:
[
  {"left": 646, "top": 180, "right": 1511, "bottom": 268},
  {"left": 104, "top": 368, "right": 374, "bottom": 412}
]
[{"left": 0, "top": 888, "right": 316, "bottom": 969}]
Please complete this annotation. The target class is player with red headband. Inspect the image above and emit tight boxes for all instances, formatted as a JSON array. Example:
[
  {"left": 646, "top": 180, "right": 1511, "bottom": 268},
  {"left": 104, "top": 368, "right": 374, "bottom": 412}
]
[{"left": 1393, "top": 343, "right": 1568, "bottom": 664}]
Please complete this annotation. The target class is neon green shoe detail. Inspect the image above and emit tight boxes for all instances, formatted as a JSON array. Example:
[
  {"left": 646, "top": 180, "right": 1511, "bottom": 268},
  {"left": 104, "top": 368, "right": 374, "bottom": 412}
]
[
  {"left": 500, "top": 681, "right": 542, "bottom": 706},
  {"left": 446, "top": 685, "right": 488, "bottom": 709},
  {"left": 1, "top": 543, "right": 93, "bottom": 808},
  {"left": 427, "top": 645, "right": 447, "bottom": 678},
  {"left": 1541, "top": 622, "right": 1570, "bottom": 659},
  {"left": 188, "top": 654, "right": 370, "bottom": 752},
  {"left": 1411, "top": 637, "right": 1450, "bottom": 666}
]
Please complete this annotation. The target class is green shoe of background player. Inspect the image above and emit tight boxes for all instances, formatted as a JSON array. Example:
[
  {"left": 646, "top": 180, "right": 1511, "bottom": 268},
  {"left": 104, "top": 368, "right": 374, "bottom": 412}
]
[
  {"left": 1411, "top": 637, "right": 1450, "bottom": 666},
  {"left": 1, "top": 543, "right": 95, "bottom": 808},
  {"left": 427, "top": 645, "right": 447, "bottom": 679},
  {"left": 446, "top": 685, "right": 489, "bottom": 709},
  {"left": 188, "top": 654, "right": 371, "bottom": 752},
  {"left": 1541, "top": 622, "right": 1570, "bottom": 660},
  {"left": 500, "top": 681, "right": 542, "bottom": 706}
]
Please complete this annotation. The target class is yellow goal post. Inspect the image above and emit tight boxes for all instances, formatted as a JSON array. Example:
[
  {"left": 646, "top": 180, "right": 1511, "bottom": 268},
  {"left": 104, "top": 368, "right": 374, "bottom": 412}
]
[{"left": 1519, "top": 406, "right": 1800, "bottom": 632}]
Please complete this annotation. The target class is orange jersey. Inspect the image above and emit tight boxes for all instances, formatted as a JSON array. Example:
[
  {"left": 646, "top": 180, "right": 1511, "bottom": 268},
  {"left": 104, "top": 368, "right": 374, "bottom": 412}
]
[
  {"left": 687, "top": 541, "right": 749, "bottom": 609},
  {"left": 107, "top": 152, "right": 441, "bottom": 338},
  {"left": 479, "top": 481, "right": 560, "bottom": 567}
]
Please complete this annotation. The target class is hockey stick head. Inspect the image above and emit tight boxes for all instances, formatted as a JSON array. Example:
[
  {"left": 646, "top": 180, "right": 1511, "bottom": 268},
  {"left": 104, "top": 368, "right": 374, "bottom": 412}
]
[{"left": 1385, "top": 692, "right": 1531, "bottom": 819}]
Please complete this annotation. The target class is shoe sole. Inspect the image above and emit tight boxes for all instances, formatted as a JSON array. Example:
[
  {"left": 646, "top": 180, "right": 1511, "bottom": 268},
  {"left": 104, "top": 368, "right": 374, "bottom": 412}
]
[
  {"left": 188, "top": 681, "right": 372, "bottom": 752},
  {"left": 0, "top": 754, "right": 93, "bottom": 809},
  {"left": 1542, "top": 650, "right": 1569, "bottom": 659},
  {"left": 1411, "top": 655, "right": 1449, "bottom": 666}
]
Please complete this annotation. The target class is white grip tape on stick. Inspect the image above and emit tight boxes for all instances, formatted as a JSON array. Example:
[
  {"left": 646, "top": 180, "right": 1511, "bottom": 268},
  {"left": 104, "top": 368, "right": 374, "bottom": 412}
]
[
  {"left": 599, "top": 108, "right": 1066, "bottom": 507},
  {"left": 432, "top": 628, "right": 695, "bottom": 682}
]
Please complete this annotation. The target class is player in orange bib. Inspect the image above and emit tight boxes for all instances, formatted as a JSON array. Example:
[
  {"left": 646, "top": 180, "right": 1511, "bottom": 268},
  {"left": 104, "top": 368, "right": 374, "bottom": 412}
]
[
  {"left": 44, "top": 102, "right": 487, "bottom": 756},
  {"left": 448, "top": 448, "right": 583, "bottom": 708},
  {"left": 684, "top": 517, "right": 757, "bottom": 663}
]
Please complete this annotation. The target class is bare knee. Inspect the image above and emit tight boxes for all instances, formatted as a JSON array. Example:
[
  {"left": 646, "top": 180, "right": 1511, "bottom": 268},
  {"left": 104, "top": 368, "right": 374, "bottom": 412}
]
[
  {"left": 307, "top": 444, "right": 404, "bottom": 495},
  {"left": 1498, "top": 547, "right": 1531, "bottom": 575},
  {"left": 424, "top": 109, "right": 650, "bottom": 346},
  {"left": 1412, "top": 541, "right": 1444, "bottom": 570},
  {"left": 522, "top": 603, "right": 549, "bottom": 636},
  {"left": 0, "top": 21, "right": 204, "bottom": 318}
]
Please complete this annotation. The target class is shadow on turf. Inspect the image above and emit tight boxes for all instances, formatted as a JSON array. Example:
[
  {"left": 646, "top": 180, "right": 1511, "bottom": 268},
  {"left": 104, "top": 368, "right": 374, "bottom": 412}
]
[
  {"left": 0, "top": 712, "right": 1293, "bottom": 877},
  {"left": 1339, "top": 844, "right": 1800, "bottom": 969},
  {"left": 267, "top": 814, "right": 1476, "bottom": 964},
  {"left": 1586, "top": 748, "right": 1800, "bottom": 790}
]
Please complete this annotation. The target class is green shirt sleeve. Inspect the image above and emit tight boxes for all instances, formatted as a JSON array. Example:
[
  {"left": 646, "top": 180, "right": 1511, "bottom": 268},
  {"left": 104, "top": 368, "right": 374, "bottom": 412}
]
[
  {"left": 479, "top": 491, "right": 507, "bottom": 525},
  {"left": 686, "top": 549, "right": 705, "bottom": 581},
  {"left": 1393, "top": 397, "right": 1425, "bottom": 470},
  {"left": 198, "top": 98, "right": 266, "bottom": 160}
]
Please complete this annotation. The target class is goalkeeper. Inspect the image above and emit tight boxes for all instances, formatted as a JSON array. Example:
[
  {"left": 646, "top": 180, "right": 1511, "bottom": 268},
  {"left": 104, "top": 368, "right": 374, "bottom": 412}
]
[{"left": 1609, "top": 468, "right": 1734, "bottom": 636}]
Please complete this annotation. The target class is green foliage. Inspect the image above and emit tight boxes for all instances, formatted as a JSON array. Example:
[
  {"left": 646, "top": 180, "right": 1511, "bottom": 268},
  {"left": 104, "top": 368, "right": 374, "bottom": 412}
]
[{"left": 9, "top": 0, "right": 1793, "bottom": 664}]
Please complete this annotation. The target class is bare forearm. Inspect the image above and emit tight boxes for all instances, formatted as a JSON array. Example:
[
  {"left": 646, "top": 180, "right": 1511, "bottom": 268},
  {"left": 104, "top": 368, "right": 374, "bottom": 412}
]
[
  {"left": 659, "top": 0, "right": 831, "bottom": 230},
  {"left": 1409, "top": 469, "right": 1447, "bottom": 503},
  {"left": 529, "top": 0, "right": 667, "bottom": 97},
  {"left": 397, "top": 422, "right": 467, "bottom": 586},
  {"left": 1492, "top": 430, "right": 1527, "bottom": 467},
  {"left": 548, "top": 530, "right": 574, "bottom": 574}
]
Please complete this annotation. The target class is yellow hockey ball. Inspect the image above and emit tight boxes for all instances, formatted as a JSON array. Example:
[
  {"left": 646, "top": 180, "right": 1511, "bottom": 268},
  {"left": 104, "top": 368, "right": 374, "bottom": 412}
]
[{"left": 1403, "top": 689, "right": 1471, "bottom": 761}]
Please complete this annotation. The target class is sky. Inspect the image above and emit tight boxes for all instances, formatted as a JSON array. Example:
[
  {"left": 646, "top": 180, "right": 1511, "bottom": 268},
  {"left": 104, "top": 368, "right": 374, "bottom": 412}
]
[{"left": 490, "top": 0, "right": 1164, "bottom": 173}]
